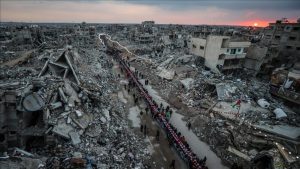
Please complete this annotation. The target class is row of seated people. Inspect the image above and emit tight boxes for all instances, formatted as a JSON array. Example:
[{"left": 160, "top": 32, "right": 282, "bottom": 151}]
[{"left": 120, "top": 59, "right": 208, "bottom": 169}]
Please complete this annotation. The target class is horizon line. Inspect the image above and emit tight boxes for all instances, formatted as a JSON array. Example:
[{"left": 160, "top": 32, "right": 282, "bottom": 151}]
[{"left": 0, "top": 21, "right": 267, "bottom": 28}]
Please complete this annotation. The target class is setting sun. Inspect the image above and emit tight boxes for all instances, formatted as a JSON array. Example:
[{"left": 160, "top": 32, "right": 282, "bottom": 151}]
[{"left": 254, "top": 22, "right": 258, "bottom": 26}]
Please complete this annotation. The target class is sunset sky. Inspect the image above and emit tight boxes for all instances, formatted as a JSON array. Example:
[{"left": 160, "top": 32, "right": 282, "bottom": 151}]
[{"left": 0, "top": 0, "right": 299, "bottom": 27}]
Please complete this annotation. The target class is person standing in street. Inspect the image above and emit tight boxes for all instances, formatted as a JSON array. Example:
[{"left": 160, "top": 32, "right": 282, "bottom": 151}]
[
  {"left": 187, "top": 121, "right": 191, "bottom": 130},
  {"left": 169, "top": 159, "right": 175, "bottom": 169},
  {"left": 140, "top": 124, "right": 143, "bottom": 132},
  {"left": 156, "top": 129, "right": 160, "bottom": 141},
  {"left": 166, "top": 111, "right": 171, "bottom": 121},
  {"left": 143, "top": 125, "right": 147, "bottom": 136},
  {"left": 145, "top": 107, "right": 149, "bottom": 114}
]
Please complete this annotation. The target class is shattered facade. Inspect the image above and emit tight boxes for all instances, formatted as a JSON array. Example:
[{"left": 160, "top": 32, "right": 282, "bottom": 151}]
[
  {"left": 188, "top": 35, "right": 251, "bottom": 73},
  {"left": 259, "top": 20, "right": 300, "bottom": 76}
]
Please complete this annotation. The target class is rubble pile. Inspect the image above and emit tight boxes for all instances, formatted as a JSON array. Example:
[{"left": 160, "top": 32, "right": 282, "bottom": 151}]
[
  {"left": 0, "top": 42, "right": 149, "bottom": 168},
  {"left": 124, "top": 39, "right": 299, "bottom": 168},
  {"left": 84, "top": 21, "right": 300, "bottom": 169},
  {"left": 1, "top": 21, "right": 300, "bottom": 169}
]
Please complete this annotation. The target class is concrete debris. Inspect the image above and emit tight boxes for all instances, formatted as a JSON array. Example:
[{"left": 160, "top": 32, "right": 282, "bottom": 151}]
[
  {"left": 52, "top": 121, "right": 74, "bottom": 139},
  {"left": 100, "top": 117, "right": 107, "bottom": 123},
  {"left": 49, "top": 101, "right": 63, "bottom": 109},
  {"left": 14, "top": 148, "right": 34, "bottom": 157},
  {"left": 0, "top": 157, "right": 43, "bottom": 169},
  {"left": 22, "top": 92, "right": 45, "bottom": 111},
  {"left": 39, "top": 51, "right": 81, "bottom": 85},
  {"left": 253, "top": 124, "right": 300, "bottom": 140},
  {"left": 58, "top": 87, "right": 68, "bottom": 103},
  {"left": 215, "top": 83, "right": 239, "bottom": 101},
  {"left": 157, "top": 67, "right": 175, "bottom": 80},
  {"left": 180, "top": 78, "right": 194, "bottom": 90},
  {"left": 69, "top": 131, "right": 81, "bottom": 145},
  {"left": 75, "top": 110, "right": 84, "bottom": 117},
  {"left": 273, "top": 108, "right": 287, "bottom": 119},
  {"left": 1, "top": 24, "right": 158, "bottom": 167},
  {"left": 103, "top": 21, "right": 300, "bottom": 169},
  {"left": 275, "top": 142, "right": 298, "bottom": 163},
  {"left": 227, "top": 146, "right": 251, "bottom": 161}
]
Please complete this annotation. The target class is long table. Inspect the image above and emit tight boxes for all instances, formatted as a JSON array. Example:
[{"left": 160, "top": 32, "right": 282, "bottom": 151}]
[{"left": 117, "top": 58, "right": 205, "bottom": 169}]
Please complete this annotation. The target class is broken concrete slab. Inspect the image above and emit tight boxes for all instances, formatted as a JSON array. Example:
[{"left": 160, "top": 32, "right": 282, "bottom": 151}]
[
  {"left": 64, "top": 81, "right": 80, "bottom": 107},
  {"left": 39, "top": 51, "right": 81, "bottom": 84},
  {"left": 22, "top": 92, "right": 45, "bottom": 111},
  {"left": 75, "top": 110, "right": 84, "bottom": 118},
  {"left": 58, "top": 87, "right": 68, "bottom": 103},
  {"left": 275, "top": 142, "right": 297, "bottom": 163},
  {"left": 175, "top": 54, "right": 194, "bottom": 64},
  {"left": 273, "top": 108, "right": 287, "bottom": 119},
  {"left": 102, "top": 109, "right": 110, "bottom": 122},
  {"left": 73, "top": 152, "right": 83, "bottom": 158},
  {"left": 50, "top": 101, "right": 63, "bottom": 110},
  {"left": 227, "top": 146, "right": 251, "bottom": 161},
  {"left": 71, "top": 117, "right": 85, "bottom": 129},
  {"left": 180, "top": 78, "right": 194, "bottom": 90},
  {"left": 52, "top": 121, "right": 74, "bottom": 139},
  {"left": 14, "top": 148, "right": 34, "bottom": 157},
  {"left": 85, "top": 125, "right": 102, "bottom": 138},
  {"left": 253, "top": 124, "right": 300, "bottom": 141},
  {"left": 100, "top": 117, "right": 107, "bottom": 123},
  {"left": 69, "top": 131, "right": 81, "bottom": 145},
  {"left": 157, "top": 67, "right": 175, "bottom": 80},
  {"left": 215, "top": 83, "right": 237, "bottom": 101}
]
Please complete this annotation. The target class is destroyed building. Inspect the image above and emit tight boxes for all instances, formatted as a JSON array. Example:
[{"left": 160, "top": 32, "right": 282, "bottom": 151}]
[
  {"left": 137, "top": 33, "right": 155, "bottom": 44},
  {"left": 0, "top": 23, "right": 152, "bottom": 169},
  {"left": 270, "top": 62, "right": 300, "bottom": 105},
  {"left": 244, "top": 45, "right": 268, "bottom": 76},
  {"left": 0, "top": 81, "right": 51, "bottom": 153},
  {"left": 259, "top": 19, "right": 300, "bottom": 75},
  {"left": 188, "top": 35, "right": 251, "bottom": 73}
]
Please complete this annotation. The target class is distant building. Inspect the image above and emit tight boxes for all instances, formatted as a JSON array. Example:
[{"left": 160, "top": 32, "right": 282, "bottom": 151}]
[
  {"left": 188, "top": 35, "right": 251, "bottom": 73},
  {"left": 141, "top": 21, "right": 155, "bottom": 28},
  {"left": 260, "top": 20, "right": 300, "bottom": 74},
  {"left": 13, "top": 29, "right": 32, "bottom": 45},
  {"left": 137, "top": 33, "right": 155, "bottom": 44},
  {"left": 262, "top": 20, "right": 300, "bottom": 52},
  {"left": 141, "top": 21, "right": 155, "bottom": 35}
]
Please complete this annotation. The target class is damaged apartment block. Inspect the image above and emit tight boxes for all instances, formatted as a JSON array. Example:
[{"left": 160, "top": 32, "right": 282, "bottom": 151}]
[
  {"left": 0, "top": 84, "right": 53, "bottom": 154},
  {"left": 188, "top": 35, "right": 251, "bottom": 74}
]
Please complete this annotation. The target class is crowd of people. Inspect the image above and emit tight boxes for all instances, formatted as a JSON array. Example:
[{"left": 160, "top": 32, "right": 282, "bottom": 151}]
[{"left": 119, "top": 58, "right": 208, "bottom": 169}]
